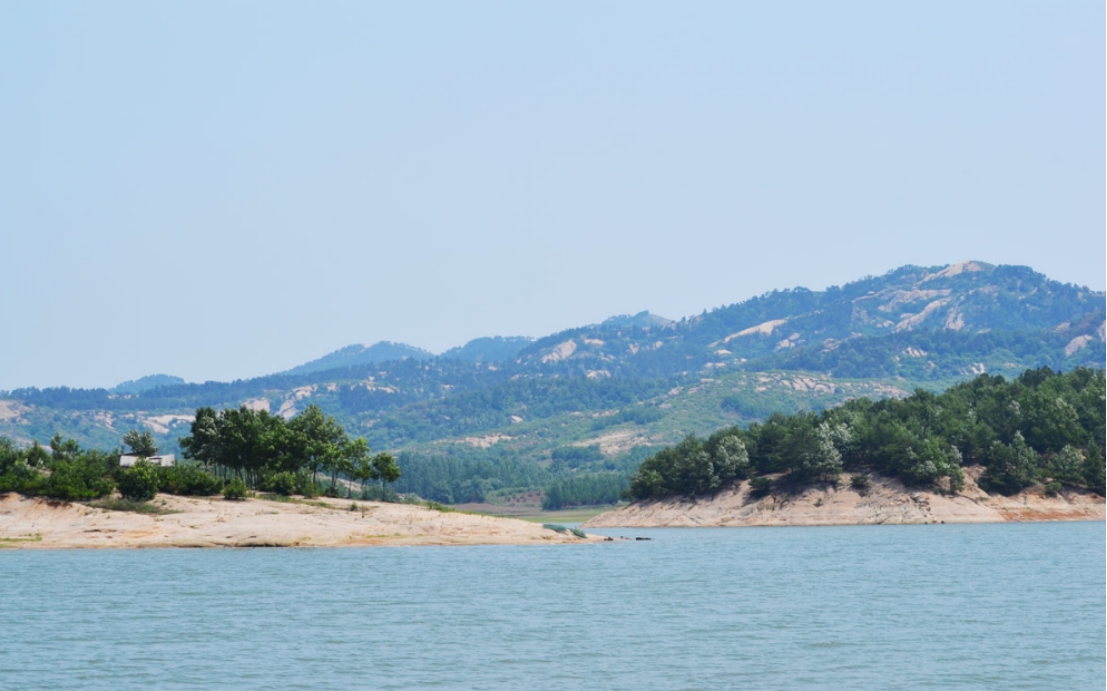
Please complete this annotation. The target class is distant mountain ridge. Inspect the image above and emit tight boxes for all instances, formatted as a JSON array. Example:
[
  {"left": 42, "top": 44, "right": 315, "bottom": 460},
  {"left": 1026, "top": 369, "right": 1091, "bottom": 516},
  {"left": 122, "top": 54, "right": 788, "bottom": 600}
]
[
  {"left": 2, "top": 260, "right": 1103, "bottom": 505},
  {"left": 281, "top": 341, "right": 434, "bottom": 376},
  {"left": 110, "top": 374, "right": 186, "bottom": 394}
]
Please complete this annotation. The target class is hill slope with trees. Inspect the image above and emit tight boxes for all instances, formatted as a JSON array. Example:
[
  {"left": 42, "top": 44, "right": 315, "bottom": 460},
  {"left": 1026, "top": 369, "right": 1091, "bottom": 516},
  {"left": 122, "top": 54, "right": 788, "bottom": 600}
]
[{"left": 1, "top": 261, "right": 1103, "bottom": 507}]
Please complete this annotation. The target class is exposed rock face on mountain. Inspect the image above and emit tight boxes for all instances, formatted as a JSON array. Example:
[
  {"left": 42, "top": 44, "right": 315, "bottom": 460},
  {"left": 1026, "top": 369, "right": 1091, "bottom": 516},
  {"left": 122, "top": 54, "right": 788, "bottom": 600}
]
[
  {"left": 582, "top": 467, "right": 1105, "bottom": 528},
  {"left": 516, "top": 261, "right": 1105, "bottom": 378}
]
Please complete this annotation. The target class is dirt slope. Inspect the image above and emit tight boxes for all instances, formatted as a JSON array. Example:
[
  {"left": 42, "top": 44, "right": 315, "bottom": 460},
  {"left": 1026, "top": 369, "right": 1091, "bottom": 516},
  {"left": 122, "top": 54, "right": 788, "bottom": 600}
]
[{"left": 583, "top": 467, "right": 1104, "bottom": 528}]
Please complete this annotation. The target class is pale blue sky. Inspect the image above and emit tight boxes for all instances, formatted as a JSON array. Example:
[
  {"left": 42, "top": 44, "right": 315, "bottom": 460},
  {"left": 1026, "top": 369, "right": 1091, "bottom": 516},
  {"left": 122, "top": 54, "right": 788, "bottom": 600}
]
[{"left": 1, "top": 1, "right": 1103, "bottom": 390}]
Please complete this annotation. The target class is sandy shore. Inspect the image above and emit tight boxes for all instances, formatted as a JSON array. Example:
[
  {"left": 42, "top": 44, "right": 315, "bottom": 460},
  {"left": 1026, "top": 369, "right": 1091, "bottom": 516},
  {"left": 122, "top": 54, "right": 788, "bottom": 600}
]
[
  {"left": 0, "top": 493, "right": 606, "bottom": 549},
  {"left": 583, "top": 466, "right": 1105, "bottom": 528}
]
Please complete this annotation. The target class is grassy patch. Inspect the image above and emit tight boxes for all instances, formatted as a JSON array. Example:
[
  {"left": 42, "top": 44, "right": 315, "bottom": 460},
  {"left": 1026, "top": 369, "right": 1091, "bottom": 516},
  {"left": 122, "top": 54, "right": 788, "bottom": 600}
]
[
  {"left": 0, "top": 533, "right": 43, "bottom": 547},
  {"left": 86, "top": 498, "right": 178, "bottom": 515}
]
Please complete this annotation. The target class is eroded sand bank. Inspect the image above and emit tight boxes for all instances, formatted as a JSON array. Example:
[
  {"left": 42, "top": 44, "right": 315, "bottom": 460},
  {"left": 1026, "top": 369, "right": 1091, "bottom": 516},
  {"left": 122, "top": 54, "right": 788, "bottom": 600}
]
[
  {"left": 583, "top": 467, "right": 1105, "bottom": 528},
  {"left": 0, "top": 493, "right": 604, "bottom": 549}
]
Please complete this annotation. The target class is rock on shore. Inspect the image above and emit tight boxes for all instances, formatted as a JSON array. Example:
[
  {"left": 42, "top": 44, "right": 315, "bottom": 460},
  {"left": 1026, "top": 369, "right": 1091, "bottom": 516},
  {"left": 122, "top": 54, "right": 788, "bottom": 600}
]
[
  {"left": 582, "top": 466, "right": 1105, "bottom": 528},
  {"left": 0, "top": 493, "right": 604, "bottom": 549}
]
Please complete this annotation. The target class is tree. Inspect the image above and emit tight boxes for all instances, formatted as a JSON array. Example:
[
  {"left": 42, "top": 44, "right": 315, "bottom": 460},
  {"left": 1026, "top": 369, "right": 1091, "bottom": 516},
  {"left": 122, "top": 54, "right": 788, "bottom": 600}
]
[
  {"left": 118, "top": 459, "right": 159, "bottom": 501},
  {"left": 372, "top": 452, "right": 401, "bottom": 486},
  {"left": 123, "top": 429, "right": 158, "bottom": 457},
  {"left": 288, "top": 404, "right": 347, "bottom": 485}
]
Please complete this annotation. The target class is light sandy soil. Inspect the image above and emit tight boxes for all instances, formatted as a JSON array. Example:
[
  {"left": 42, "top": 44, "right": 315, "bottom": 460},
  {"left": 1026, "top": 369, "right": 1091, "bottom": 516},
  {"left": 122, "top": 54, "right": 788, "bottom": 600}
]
[
  {"left": 0, "top": 493, "right": 606, "bottom": 549},
  {"left": 582, "top": 467, "right": 1105, "bottom": 529}
]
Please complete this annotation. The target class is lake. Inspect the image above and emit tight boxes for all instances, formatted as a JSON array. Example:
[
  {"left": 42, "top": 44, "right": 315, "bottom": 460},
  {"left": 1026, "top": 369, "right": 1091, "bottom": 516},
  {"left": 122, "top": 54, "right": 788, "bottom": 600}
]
[{"left": 1, "top": 521, "right": 1103, "bottom": 690}]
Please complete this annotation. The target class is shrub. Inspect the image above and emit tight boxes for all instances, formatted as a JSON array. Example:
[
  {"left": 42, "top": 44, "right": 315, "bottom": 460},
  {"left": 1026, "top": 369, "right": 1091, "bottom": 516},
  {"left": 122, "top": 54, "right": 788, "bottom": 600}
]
[
  {"left": 1043, "top": 481, "right": 1063, "bottom": 497},
  {"left": 42, "top": 457, "right": 115, "bottom": 501},
  {"left": 570, "top": 527, "right": 587, "bottom": 538},
  {"left": 542, "top": 523, "right": 568, "bottom": 534},
  {"left": 748, "top": 476, "right": 772, "bottom": 498},
  {"left": 223, "top": 478, "right": 249, "bottom": 500},
  {"left": 850, "top": 474, "right": 871, "bottom": 491},
  {"left": 259, "top": 470, "right": 299, "bottom": 496},
  {"left": 359, "top": 484, "right": 400, "bottom": 503},
  {"left": 118, "top": 461, "right": 159, "bottom": 502},
  {"left": 155, "top": 465, "right": 223, "bottom": 496}
]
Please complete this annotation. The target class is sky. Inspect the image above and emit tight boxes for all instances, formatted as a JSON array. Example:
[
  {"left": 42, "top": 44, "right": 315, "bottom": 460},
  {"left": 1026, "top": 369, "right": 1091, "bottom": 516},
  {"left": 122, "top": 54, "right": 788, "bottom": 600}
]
[{"left": 1, "top": 1, "right": 1103, "bottom": 390}]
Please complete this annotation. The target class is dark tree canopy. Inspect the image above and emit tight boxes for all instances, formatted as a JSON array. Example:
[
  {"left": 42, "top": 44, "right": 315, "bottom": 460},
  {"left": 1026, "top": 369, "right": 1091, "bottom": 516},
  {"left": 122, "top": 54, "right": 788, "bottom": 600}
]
[{"left": 628, "top": 367, "right": 1106, "bottom": 500}]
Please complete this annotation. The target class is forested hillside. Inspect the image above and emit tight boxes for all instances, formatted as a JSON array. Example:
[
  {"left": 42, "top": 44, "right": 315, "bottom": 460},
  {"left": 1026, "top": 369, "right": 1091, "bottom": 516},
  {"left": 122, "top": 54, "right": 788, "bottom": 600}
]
[
  {"left": 628, "top": 367, "right": 1105, "bottom": 500},
  {"left": 2, "top": 261, "right": 1103, "bottom": 507}
]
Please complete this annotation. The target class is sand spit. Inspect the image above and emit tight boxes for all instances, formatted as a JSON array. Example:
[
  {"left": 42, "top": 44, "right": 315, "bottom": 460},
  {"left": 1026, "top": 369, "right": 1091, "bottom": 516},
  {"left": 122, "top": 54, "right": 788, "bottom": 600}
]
[
  {"left": 583, "top": 467, "right": 1105, "bottom": 529},
  {"left": 0, "top": 493, "right": 605, "bottom": 549}
]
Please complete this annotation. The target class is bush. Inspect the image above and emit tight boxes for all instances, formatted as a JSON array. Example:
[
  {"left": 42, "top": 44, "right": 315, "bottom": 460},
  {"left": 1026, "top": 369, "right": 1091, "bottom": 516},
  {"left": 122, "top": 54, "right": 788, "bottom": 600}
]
[
  {"left": 850, "top": 474, "right": 871, "bottom": 491},
  {"left": 42, "top": 457, "right": 115, "bottom": 501},
  {"left": 542, "top": 523, "right": 568, "bottom": 534},
  {"left": 155, "top": 465, "right": 223, "bottom": 496},
  {"left": 223, "top": 478, "right": 249, "bottom": 500},
  {"left": 748, "top": 476, "right": 772, "bottom": 498},
  {"left": 359, "top": 484, "right": 401, "bottom": 503},
  {"left": 259, "top": 470, "right": 299, "bottom": 496},
  {"left": 118, "top": 461, "right": 159, "bottom": 502},
  {"left": 1043, "top": 481, "right": 1063, "bottom": 497},
  {"left": 570, "top": 527, "right": 587, "bottom": 538}
]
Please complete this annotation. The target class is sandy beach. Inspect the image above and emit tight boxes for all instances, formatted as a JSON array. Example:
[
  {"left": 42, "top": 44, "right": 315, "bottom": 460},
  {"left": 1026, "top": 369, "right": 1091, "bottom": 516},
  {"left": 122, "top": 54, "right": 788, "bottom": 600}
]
[{"left": 0, "top": 493, "right": 606, "bottom": 549}]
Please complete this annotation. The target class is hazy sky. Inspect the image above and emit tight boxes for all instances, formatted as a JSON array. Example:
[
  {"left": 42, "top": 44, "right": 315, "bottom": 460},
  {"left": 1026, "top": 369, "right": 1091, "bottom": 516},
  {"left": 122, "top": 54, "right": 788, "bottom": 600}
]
[{"left": 2, "top": 1, "right": 1103, "bottom": 390}]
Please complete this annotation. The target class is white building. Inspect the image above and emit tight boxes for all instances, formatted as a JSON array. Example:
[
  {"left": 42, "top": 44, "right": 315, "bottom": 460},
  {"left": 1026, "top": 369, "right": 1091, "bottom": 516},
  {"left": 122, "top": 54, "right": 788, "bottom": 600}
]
[{"left": 119, "top": 454, "right": 175, "bottom": 468}]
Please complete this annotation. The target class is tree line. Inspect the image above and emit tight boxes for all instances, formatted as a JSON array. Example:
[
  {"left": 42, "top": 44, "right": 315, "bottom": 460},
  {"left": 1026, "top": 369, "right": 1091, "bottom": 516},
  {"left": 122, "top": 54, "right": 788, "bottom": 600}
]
[
  {"left": 0, "top": 404, "right": 400, "bottom": 503},
  {"left": 629, "top": 367, "right": 1105, "bottom": 500}
]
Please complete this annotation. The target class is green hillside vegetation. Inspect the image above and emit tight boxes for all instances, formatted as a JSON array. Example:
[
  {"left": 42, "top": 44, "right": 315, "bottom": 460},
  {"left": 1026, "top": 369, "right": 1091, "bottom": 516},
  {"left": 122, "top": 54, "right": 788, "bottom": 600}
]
[
  {"left": 1, "top": 261, "right": 1103, "bottom": 509},
  {"left": 628, "top": 368, "right": 1106, "bottom": 501}
]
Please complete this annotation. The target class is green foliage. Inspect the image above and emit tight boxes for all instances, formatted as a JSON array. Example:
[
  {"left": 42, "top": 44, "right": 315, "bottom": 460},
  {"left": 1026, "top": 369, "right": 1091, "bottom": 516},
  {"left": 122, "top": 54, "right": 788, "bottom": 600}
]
[
  {"left": 155, "top": 465, "right": 224, "bottom": 496},
  {"left": 87, "top": 497, "right": 175, "bottom": 514},
  {"left": 850, "top": 474, "right": 871, "bottom": 490},
  {"left": 117, "top": 460, "right": 159, "bottom": 502},
  {"left": 223, "top": 478, "right": 249, "bottom": 500},
  {"left": 590, "top": 406, "right": 664, "bottom": 431},
  {"left": 542, "top": 523, "right": 568, "bottom": 534},
  {"left": 570, "top": 527, "right": 587, "bottom": 538},
  {"left": 258, "top": 470, "right": 300, "bottom": 496},
  {"left": 122, "top": 429, "right": 158, "bottom": 456},
  {"left": 391, "top": 450, "right": 548, "bottom": 504},
  {"left": 748, "top": 476, "right": 772, "bottom": 497},
  {"left": 179, "top": 403, "right": 395, "bottom": 495},
  {"left": 542, "top": 472, "right": 628, "bottom": 509},
  {"left": 550, "top": 445, "right": 604, "bottom": 468},
  {"left": 628, "top": 368, "right": 1105, "bottom": 500}
]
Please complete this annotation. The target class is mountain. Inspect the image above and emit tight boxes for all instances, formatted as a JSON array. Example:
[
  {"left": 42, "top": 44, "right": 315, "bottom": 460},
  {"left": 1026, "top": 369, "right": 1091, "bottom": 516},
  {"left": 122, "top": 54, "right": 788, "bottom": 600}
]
[
  {"left": 441, "top": 336, "right": 534, "bottom": 362},
  {"left": 514, "top": 261, "right": 1104, "bottom": 379},
  {"left": 110, "top": 374, "right": 186, "bottom": 394},
  {"left": 2, "top": 260, "right": 1103, "bottom": 505},
  {"left": 282, "top": 341, "right": 434, "bottom": 376},
  {"left": 600, "top": 311, "right": 674, "bottom": 329}
]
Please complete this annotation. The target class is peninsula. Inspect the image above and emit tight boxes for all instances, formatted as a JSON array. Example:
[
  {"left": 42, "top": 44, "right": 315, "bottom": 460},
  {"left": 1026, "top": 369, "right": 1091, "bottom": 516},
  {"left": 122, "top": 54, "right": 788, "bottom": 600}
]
[{"left": 0, "top": 493, "right": 604, "bottom": 549}]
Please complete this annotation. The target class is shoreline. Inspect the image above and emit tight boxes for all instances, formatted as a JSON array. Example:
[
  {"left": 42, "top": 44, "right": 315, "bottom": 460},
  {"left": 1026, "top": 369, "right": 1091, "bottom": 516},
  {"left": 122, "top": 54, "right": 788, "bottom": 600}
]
[
  {"left": 583, "top": 466, "right": 1105, "bottom": 529},
  {"left": 0, "top": 492, "right": 607, "bottom": 550}
]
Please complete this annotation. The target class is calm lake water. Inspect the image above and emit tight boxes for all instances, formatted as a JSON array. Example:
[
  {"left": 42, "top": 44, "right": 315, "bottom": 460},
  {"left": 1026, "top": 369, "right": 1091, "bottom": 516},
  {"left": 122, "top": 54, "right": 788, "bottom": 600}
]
[{"left": 1, "top": 521, "right": 1103, "bottom": 690}]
